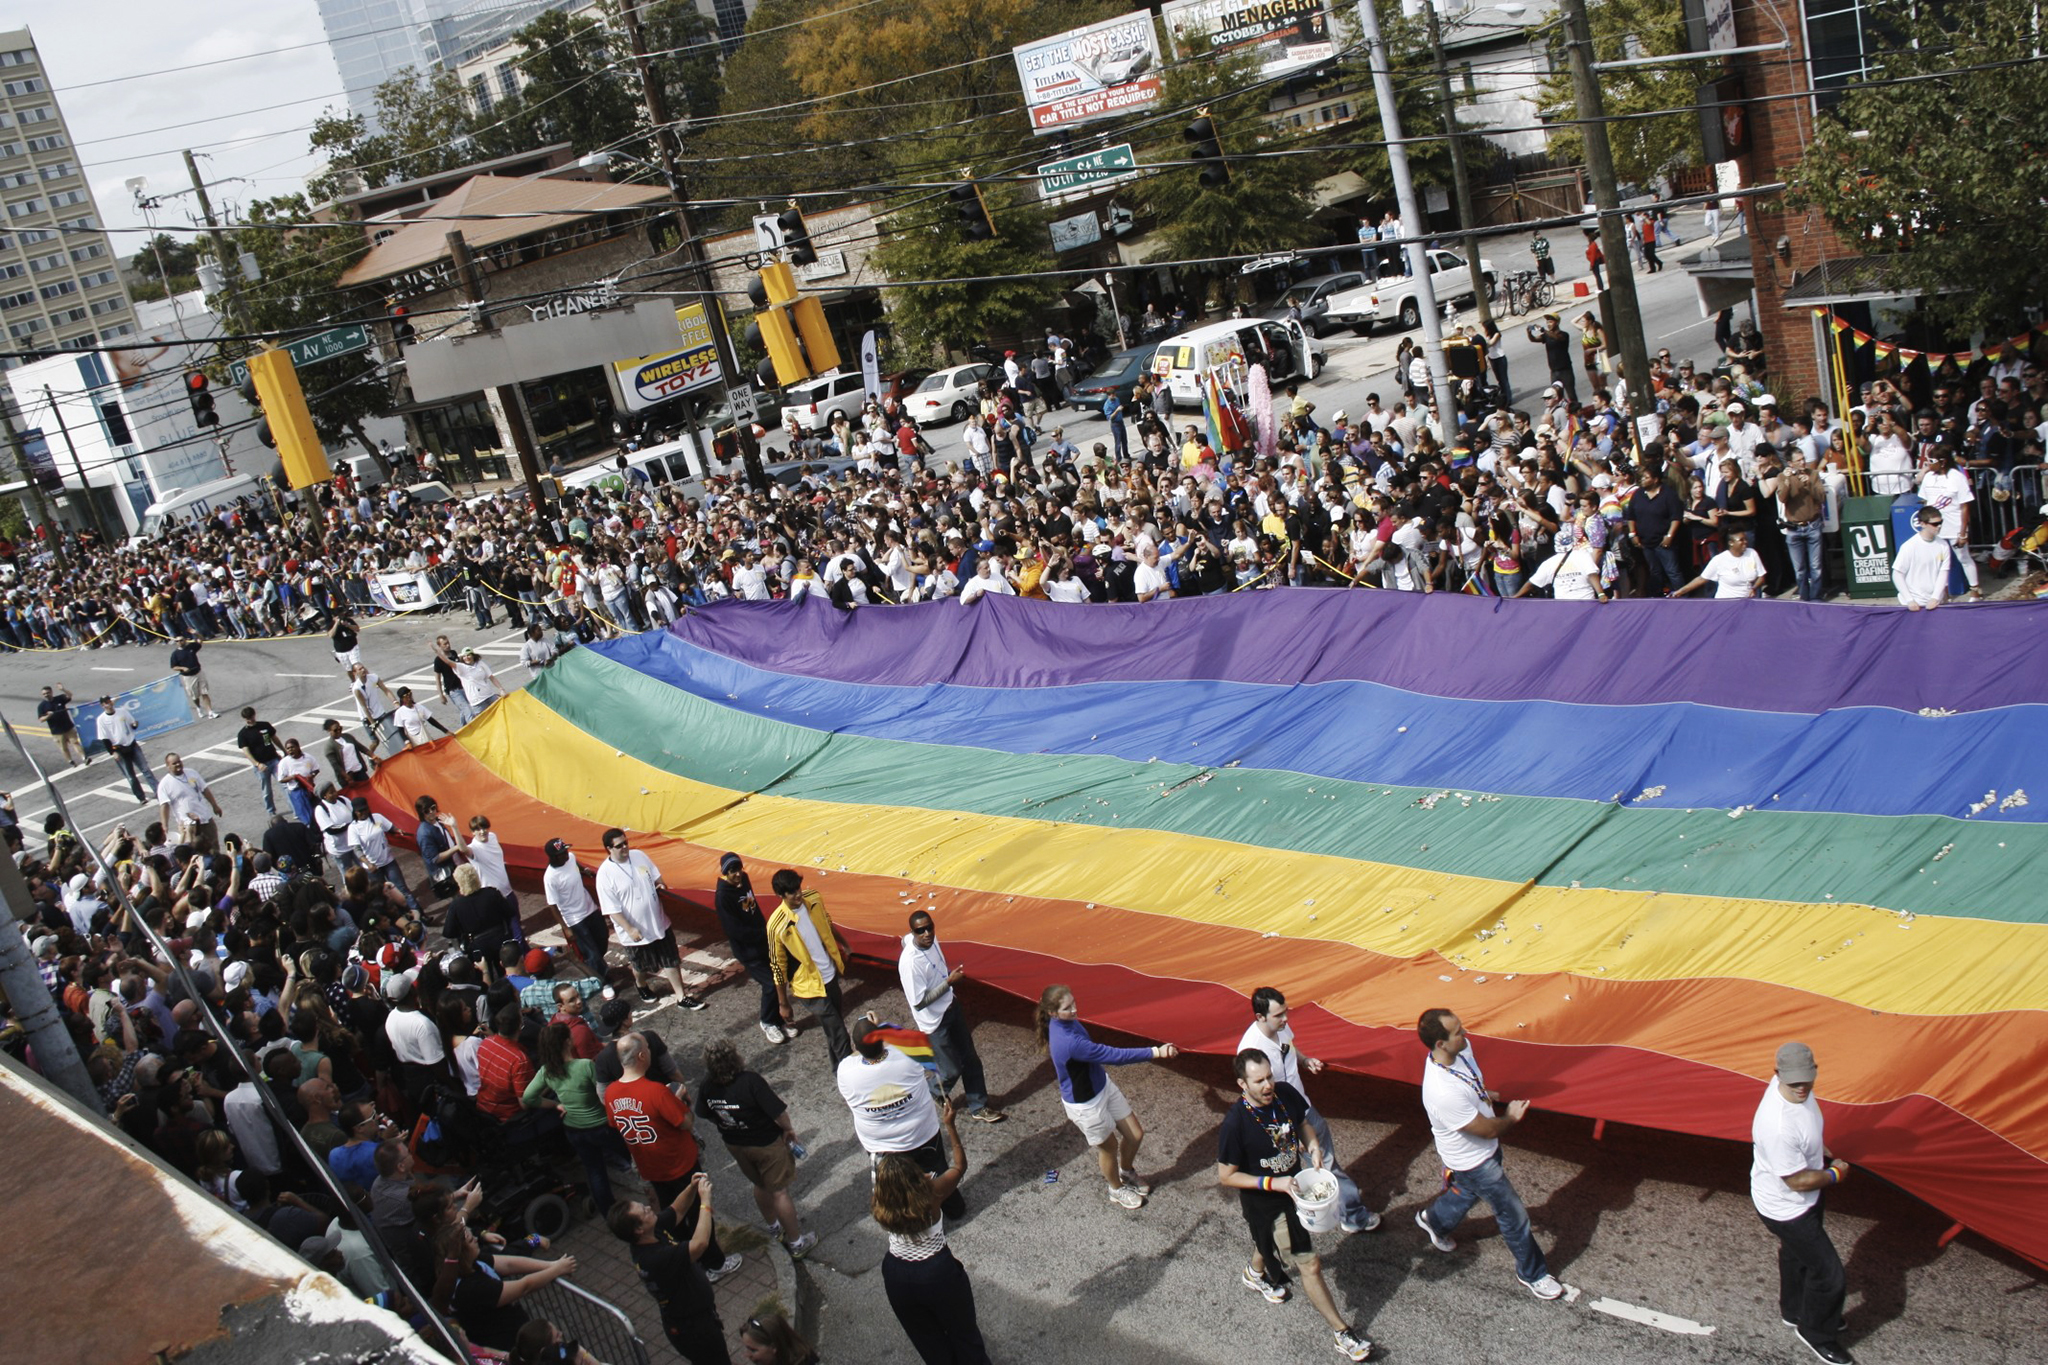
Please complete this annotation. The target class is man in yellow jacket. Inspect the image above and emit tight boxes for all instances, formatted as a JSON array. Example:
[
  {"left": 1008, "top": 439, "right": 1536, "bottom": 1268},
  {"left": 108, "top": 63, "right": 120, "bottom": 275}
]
[{"left": 767, "top": 868, "right": 854, "bottom": 1068}]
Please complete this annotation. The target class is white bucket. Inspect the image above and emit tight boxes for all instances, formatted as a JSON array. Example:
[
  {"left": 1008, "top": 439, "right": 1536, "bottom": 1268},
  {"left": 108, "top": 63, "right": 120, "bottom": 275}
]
[{"left": 1291, "top": 1166, "right": 1341, "bottom": 1234}]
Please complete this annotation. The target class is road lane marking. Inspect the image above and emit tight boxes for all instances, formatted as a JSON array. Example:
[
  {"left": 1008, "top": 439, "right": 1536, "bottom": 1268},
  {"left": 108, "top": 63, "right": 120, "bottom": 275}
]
[{"left": 1585, "top": 1297, "right": 1714, "bottom": 1336}]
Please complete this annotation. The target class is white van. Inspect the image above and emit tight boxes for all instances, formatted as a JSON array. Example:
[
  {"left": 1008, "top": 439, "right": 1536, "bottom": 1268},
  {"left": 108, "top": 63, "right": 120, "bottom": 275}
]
[
  {"left": 1149, "top": 318, "right": 1324, "bottom": 410},
  {"left": 133, "top": 475, "right": 269, "bottom": 541},
  {"left": 559, "top": 435, "right": 704, "bottom": 494}
]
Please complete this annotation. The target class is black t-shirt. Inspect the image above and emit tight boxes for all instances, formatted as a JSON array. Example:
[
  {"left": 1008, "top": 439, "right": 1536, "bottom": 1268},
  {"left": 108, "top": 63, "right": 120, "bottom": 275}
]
[
  {"left": 237, "top": 722, "right": 281, "bottom": 764},
  {"left": 631, "top": 1207, "right": 716, "bottom": 1324},
  {"left": 36, "top": 695, "right": 75, "bottom": 734},
  {"left": 450, "top": 1255, "right": 529, "bottom": 1350},
  {"left": 593, "top": 1029, "right": 679, "bottom": 1091},
  {"left": 1628, "top": 482, "right": 1684, "bottom": 544},
  {"left": 713, "top": 875, "right": 769, "bottom": 963},
  {"left": 1217, "top": 1081, "right": 1311, "bottom": 1215},
  {"left": 169, "top": 644, "right": 202, "bottom": 676},
  {"left": 694, "top": 1070, "right": 785, "bottom": 1148},
  {"left": 331, "top": 620, "right": 359, "bottom": 653}
]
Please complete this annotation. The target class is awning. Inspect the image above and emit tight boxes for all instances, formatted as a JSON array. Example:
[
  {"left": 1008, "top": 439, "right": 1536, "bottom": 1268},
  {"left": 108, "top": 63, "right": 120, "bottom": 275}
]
[
  {"left": 1311, "top": 170, "right": 1371, "bottom": 212},
  {"left": 1779, "top": 253, "right": 1927, "bottom": 309}
]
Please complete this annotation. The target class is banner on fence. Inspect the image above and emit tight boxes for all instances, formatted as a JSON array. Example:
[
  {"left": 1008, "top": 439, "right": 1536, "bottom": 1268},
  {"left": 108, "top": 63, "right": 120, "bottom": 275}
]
[
  {"left": 113, "top": 675, "right": 198, "bottom": 742},
  {"left": 368, "top": 571, "right": 442, "bottom": 613}
]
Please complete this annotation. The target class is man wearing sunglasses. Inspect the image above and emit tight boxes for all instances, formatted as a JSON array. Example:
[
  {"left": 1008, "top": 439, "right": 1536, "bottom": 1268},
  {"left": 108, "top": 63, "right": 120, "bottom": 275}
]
[
  {"left": 1238, "top": 987, "right": 1381, "bottom": 1235},
  {"left": 596, "top": 828, "right": 705, "bottom": 1010}
]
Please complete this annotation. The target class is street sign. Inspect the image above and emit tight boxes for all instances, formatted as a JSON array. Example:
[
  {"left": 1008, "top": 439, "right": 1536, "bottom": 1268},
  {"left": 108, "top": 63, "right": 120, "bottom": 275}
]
[
  {"left": 228, "top": 322, "right": 370, "bottom": 388},
  {"left": 1038, "top": 143, "right": 1140, "bottom": 204},
  {"left": 753, "top": 213, "right": 787, "bottom": 255}
]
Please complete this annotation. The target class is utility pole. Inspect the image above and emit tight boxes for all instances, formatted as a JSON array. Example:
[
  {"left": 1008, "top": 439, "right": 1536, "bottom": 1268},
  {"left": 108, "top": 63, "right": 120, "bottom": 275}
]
[
  {"left": 1355, "top": 1, "right": 1459, "bottom": 430},
  {"left": 1421, "top": 0, "right": 1495, "bottom": 334},
  {"left": 1, "top": 401, "right": 65, "bottom": 571},
  {"left": 444, "top": 229, "right": 552, "bottom": 513},
  {"left": 0, "top": 762, "right": 99, "bottom": 1114},
  {"left": 42, "top": 386, "right": 107, "bottom": 545},
  {"left": 617, "top": 0, "right": 757, "bottom": 467},
  {"left": 1558, "top": 0, "right": 1655, "bottom": 447},
  {"left": 183, "top": 149, "right": 242, "bottom": 327}
]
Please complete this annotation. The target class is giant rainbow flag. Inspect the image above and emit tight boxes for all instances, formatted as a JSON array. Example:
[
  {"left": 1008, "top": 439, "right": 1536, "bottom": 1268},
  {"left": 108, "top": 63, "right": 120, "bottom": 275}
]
[{"left": 370, "top": 592, "right": 2048, "bottom": 1267}]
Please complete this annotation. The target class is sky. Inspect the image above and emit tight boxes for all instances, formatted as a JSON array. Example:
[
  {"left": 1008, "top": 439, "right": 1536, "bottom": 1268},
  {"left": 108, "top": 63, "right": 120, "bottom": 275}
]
[{"left": 16, "top": 3, "right": 349, "bottom": 254}]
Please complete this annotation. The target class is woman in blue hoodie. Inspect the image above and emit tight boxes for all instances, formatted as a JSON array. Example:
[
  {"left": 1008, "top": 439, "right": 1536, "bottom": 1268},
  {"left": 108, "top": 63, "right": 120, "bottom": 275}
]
[{"left": 1034, "top": 983, "right": 1179, "bottom": 1210}]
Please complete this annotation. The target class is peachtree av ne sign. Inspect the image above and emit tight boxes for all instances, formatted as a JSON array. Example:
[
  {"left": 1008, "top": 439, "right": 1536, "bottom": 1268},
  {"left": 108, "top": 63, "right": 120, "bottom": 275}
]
[
  {"left": 1038, "top": 143, "right": 1139, "bottom": 204},
  {"left": 229, "top": 323, "right": 371, "bottom": 388}
]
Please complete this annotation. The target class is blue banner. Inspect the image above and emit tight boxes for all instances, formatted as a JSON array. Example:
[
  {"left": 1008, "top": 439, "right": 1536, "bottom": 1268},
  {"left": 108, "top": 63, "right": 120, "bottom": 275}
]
[{"left": 117, "top": 675, "right": 196, "bottom": 742}]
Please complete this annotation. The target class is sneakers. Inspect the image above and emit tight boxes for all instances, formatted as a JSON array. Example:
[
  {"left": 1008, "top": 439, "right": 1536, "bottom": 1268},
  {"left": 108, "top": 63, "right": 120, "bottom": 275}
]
[
  {"left": 1107, "top": 1182, "right": 1146, "bottom": 1210},
  {"left": 677, "top": 993, "right": 708, "bottom": 1012},
  {"left": 760, "top": 1021, "right": 788, "bottom": 1045},
  {"left": 1332, "top": 1326, "right": 1374, "bottom": 1361},
  {"left": 1240, "top": 1264, "right": 1289, "bottom": 1304},
  {"left": 783, "top": 1231, "right": 817, "bottom": 1260},
  {"left": 704, "top": 1253, "right": 743, "bottom": 1284},
  {"left": 967, "top": 1106, "right": 1007, "bottom": 1123},
  {"left": 1341, "top": 1209, "right": 1383, "bottom": 1234},
  {"left": 1415, "top": 1210, "right": 1455, "bottom": 1253},
  {"left": 1119, "top": 1170, "right": 1151, "bottom": 1195},
  {"left": 765, "top": 1220, "right": 781, "bottom": 1239},
  {"left": 1521, "top": 1274, "right": 1564, "bottom": 1301},
  {"left": 1795, "top": 1330, "right": 1855, "bottom": 1364}
]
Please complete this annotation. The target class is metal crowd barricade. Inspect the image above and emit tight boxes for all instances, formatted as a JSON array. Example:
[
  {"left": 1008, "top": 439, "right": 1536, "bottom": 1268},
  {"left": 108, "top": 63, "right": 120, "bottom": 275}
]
[
  {"left": 1966, "top": 463, "right": 2043, "bottom": 557},
  {"left": 522, "top": 1279, "right": 654, "bottom": 1365}
]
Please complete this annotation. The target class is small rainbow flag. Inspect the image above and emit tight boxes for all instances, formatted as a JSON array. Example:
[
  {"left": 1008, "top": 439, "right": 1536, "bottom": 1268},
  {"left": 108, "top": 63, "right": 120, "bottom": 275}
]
[{"left": 865, "top": 1021, "right": 940, "bottom": 1078}]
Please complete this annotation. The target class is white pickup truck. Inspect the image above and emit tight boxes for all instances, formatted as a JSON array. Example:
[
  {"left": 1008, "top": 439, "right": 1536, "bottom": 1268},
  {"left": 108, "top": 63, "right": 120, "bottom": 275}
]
[{"left": 1323, "top": 248, "right": 1496, "bottom": 333}]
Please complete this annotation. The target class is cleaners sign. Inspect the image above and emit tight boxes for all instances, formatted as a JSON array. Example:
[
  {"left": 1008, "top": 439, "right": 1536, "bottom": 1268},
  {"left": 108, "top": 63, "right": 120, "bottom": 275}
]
[{"left": 612, "top": 302, "right": 722, "bottom": 412}]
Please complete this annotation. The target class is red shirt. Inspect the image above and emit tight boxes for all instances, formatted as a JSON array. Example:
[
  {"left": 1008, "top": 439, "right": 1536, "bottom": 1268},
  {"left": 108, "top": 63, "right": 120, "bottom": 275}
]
[
  {"left": 605, "top": 1075, "right": 698, "bottom": 1180},
  {"left": 550, "top": 1012, "right": 601, "bottom": 1061},
  {"left": 474, "top": 1034, "right": 534, "bottom": 1123}
]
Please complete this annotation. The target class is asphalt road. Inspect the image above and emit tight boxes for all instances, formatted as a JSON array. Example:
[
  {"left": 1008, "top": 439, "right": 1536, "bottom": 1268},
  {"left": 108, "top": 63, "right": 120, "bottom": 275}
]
[{"left": 3, "top": 615, "right": 2039, "bottom": 1365}]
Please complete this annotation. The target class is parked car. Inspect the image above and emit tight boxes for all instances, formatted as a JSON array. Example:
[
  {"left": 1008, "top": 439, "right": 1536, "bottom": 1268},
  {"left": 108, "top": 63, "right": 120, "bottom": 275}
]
[
  {"left": 1323, "top": 249, "right": 1497, "bottom": 333},
  {"left": 878, "top": 368, "right": 933, "bottom": 402},
  {"left": 778, "top": 371, "right": 871, "bottom": 434},
  {"left": 903, "top": 362, "right": 997, "bottom": 426},
  {"left": 1257, "top": 270, "right": 1370, "bottom": 337},
  {"left": 1067, "top": 343, "right": 1159, "bottom": 408}
]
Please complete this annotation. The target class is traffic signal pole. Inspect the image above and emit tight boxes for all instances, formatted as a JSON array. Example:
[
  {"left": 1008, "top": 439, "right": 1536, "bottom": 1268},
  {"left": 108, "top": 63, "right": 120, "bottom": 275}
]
[
  {"left": 1354, "top": 1, "right": 1459, "bottom": 431},
  {"left": 42, "top": 386, "right": 107, "bottom": 544}
]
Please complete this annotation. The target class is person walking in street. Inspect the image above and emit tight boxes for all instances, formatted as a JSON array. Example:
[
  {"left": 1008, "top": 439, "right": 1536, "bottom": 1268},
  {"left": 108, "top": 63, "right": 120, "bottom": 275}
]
[
  {"left": 277, "top": 738, "right": 322, "bottom": 828},
  {"left": 767, "top": 868, "right": 854, "bottom": 1069},
  {"left": 157, "top": 752, "right": 223, "bottom": 850},
  {"left": 348, "top": 663, "right": 398, "bottom": 754},
  {"left": 715, "top": 854, "right": 785, "bottom": 1046},
  {"left": 36, "top": 685, "right": 88, "bottom": 768},
  {"left": 321, "top": 718, "right": 376, "bottom": 788},
  {"left": 95, "top": 695, "right": 154, "bottom": 804},
  {"left": 1413, "top": 1008, "right": 1563, "bottom": 1300},
  {"left": 595, "top": 828, "right": 705, "bottom": 1009},
  {"left": 169, "top": 634, "right": 218, "bottom": 719},
  {"left": 1102, "top": 385, "right": 1129, "bottom": 463},
  {"left": 604, "top": 1032, "right": 739, "bottom": 1283},
  {"left": 1217, "top": 1049, "right": 1375, "bottom": 1362},
  {"left": 1035, "top": 983, "right": 1177, "bottom": 1210},
  {"left": 543, "top": 837, "right": 610, "bottom": 982},
  {"left": 872, "top": 1103, "right": 989, "bottom": 1365},
  {"left": 1752, "top": 1041, "right": 1856, "bottom": 1364},
  {"left": 840, "top": 1019, "right": 964, "bottom": 1220},
  {"left": 696, "top": 1037, "right": 817, "bottom": 1259},
  {"left": 1237, "top": 987, "right": 1381, "bottom": 1234},
  {"left": 329, "top": 612, "right": 363, "bottom": 670},
  {"left": 607, "top": 1173, "right": 732, "bottom": 1365},
  {"left": 899, "top": 911, "right": 1005, "bottom": 1125},
  {"left": 1479, "top": 318, "right": 1511, "bottom": 405}
]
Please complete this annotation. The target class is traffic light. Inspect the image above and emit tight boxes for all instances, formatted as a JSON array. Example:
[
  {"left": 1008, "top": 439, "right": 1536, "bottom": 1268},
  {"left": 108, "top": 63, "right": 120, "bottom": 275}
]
[
  {"left": 950, "top": 181, "right": 993, "bottom": 241},
  {"left": 744, "top": 262, "right": 841, "bottom": 387},
  {"left": 186, "top": 371, "right": 218, "bottom": 428},
  {"left": 237, "top": 375, "right": 273, "bottom": 448},
  {"left": 1186, "top": 112, "right": 1228, "bottom": 188},
  {"left": 776, "top": 205, "right": 815, "bottom": 267},
  {"left": 389, "top": 305, "right": 416, "bottom": 345},
  {"left": 245, "top": 347, "right": 333, "bottom": 488}
]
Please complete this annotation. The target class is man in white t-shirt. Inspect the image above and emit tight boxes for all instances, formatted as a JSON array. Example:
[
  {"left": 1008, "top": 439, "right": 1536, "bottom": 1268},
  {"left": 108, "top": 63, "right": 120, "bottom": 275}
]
[
  {"left": 156, "top": 753, "right": 222, "bottom": 848},
  {"left": 595, "top": 826, "right": 704, "bottom": 1009},
  {"left": 1237, "top": 987, "right": 1380, "bottom": 1234},
  {"left": 1750, "top": 1041, "right": 1852, "bottom": 1363},
  {"left": 1675, "top": 529, "right": 1766, "bottom": 598},
  {"left": 1413, "top": 1009, "right": 1562, "bottom": 1300},
  {"left": 543, "top": 837, "right": 609, "bottom": 979},
  {"left": 899, "top": 911, "right": 1004, "bottom": 1124},
  {"left": 1915, "top": 451, "right": 1981, "bottom": 598},
  {"left": 836, "top": 1022, "right": 964, "bottom": 1220},
  {"left": 1890, "top": 506, "right": 1954, "bottom": 609}
]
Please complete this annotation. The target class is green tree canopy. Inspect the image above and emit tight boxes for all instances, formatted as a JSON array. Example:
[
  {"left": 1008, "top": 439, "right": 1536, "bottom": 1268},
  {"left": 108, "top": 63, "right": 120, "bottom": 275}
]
[
  {"left": 1785, "top": 0, "right": 2048, "bottom": 336},
  {"left": 1536, "top": 0, "right": 1699, "bottom": 187}
]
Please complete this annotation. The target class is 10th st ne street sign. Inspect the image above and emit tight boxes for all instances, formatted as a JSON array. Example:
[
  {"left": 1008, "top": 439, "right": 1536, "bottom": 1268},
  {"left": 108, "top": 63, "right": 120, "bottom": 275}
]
[
  {"left": 228, "top": 322, "right": 371, "bottom": 388},
  {"left": 1038, "top": 144, "right": 1139, "bottom": 204}
]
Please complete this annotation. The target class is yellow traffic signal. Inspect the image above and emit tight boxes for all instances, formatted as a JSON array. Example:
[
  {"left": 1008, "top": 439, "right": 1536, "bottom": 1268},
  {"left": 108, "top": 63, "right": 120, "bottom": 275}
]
[
  {"left": 245, "top": 347, "right": 332, "bottom": 488},
  {"left": 751, "top": 307, "right": 809, "bottom": 388},
  {"left": 790, "top": 296, "right": 840, "bottom": 375}
]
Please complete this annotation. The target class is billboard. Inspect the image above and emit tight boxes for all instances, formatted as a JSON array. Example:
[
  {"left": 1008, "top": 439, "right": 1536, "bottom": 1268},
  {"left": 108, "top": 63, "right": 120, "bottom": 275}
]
[
  {"left": 1013, "top": 11, "right": 1163, "bottom": 134},
  {"left": 612, "top": 302, "right": 722, "bottom": 413},
  {"left": 1162, "top": 0, "right": 1336, "bottom": 77}
]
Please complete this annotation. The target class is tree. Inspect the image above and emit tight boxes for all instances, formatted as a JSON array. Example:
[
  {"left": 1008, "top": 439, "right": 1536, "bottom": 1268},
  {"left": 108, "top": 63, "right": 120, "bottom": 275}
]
[
  {"left": 1785, "top": 0, "right": 2048, "bottom": 336},
  {"left": 637, "top": 0, "right": 726, "bottom": 123},
  {"left": 129, "top": 233, "right": 200, "bottom": 302},
  {"left": 504, "top": 9, "right": 640, "bottom": 155},
  {"left": 1131, "top": 50, "right": 1323, "bottom": 308},
  {"left": 1327, "top": 3, "right": 1462, "bottom": 208},
  {"left": 1536, "top": 0, "right": 1699, "bottom": 188},
  {"left": 225, "top": 195, "right": 392, "bottom": 461},
  {"left": 307, "top": 70, "right": 484, "bottom": 200}
]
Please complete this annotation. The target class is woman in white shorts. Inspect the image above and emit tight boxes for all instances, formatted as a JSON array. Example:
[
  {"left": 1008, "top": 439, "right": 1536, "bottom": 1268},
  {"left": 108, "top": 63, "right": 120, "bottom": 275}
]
[{"left": 1034, "top": 984, "right": 1179, "bottom": 1210}]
